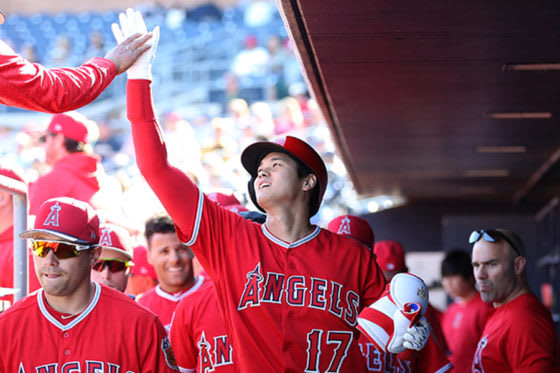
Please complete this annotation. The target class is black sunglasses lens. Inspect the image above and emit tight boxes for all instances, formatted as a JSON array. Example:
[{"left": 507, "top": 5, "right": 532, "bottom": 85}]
[{"left": 93, "top": 260, "right": 127, "bottom": 273}]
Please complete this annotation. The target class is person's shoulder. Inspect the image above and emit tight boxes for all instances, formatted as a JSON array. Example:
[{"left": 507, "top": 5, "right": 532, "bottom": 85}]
[
  {"left": 0, "top": 291, "right": 39, "bottom": 322},
  {"left": 135, "top": 287, "right": 157, "bottom": 304},
  {"left": 320, "top": 228, "right": 371, "bottom": 253},
  {"left": 99, "top": 285, "right": 158, "bottom": 321}
]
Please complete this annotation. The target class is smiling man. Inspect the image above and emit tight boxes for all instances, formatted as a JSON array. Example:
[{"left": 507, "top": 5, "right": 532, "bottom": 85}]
[
  {"left": 0, "top": 197, "right": 177, "bottom": 371},
  {"left": 136, "top": 213, "right": 204, "bottom": 332},
  {"left": 470, "top": 228, "right": 560, "bottom": 372}
]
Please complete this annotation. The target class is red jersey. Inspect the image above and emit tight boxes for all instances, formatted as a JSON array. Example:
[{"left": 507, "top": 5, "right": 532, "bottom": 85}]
[
  {"left": 137, "top": 276, "right": 205, "bottom": 332},
  {"left": 442, "top": 292, "right": 489, "bottom": 373},
  {"left": 29, "top": 153, "right": 109, "bottom": 216},
  {"left": 0, "top": 225, "right": 41, "bottom": 308},
  {"left": 0, "top": 282, "right": 178, "bottom": 372},
  {"left": 127, "top": 79, "right": 386, "bottom": 372},
  {"left": 472, "top": 292, "right": 560, "bottom": 373},
  {"left": 358, "top": 334, "right": 452, "bottom": 373},
  {"left": 170, "top": 280, "right": 234, "bottom": 372},
  {"left": 0, "top": 39, "right": 116, "bottom": 113}
]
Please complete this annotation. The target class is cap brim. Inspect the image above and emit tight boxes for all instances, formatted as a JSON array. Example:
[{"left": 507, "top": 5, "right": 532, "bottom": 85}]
[
  {"left": 19, "top": 229, "right": 90, "bottom": 245},
  {"left": 0, "top": 11, "right": 5, "bottom": 25},
  {"left": 99, "top": 246, "right": 133, "bottom": 260},
  {"left": 241, "top": 141, "right": 294, "bottom": 177}
]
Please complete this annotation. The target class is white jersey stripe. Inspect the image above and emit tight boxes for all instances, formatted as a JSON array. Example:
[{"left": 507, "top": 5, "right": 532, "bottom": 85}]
[
  {"left": 37, "top": 281, "right": 101, "bottom": 331},
  {"left": 185, "top": 189, "right": 204, "bottom": 246},
  {"left": 261, "top": 224, "right": 321, "bottom": 248},
  {"left": 154, "top": 276, "right": 205, "bottom": 302}
]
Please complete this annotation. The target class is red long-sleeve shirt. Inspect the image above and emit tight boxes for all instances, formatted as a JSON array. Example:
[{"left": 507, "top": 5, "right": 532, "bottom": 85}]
[{"left": 0, "top": 39, "right": 116, "bottom": 113}]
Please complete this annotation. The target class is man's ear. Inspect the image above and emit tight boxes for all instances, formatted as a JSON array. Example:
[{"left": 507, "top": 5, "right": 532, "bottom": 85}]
[
  {"left": 90, "top": 246, "right": 102, "bottom": 266},
  {"left": 514, "top": 255, "right": 526, "bottom": 275},
  {"left": 303, "top": 174, "right": 317, "bottom": 192}
]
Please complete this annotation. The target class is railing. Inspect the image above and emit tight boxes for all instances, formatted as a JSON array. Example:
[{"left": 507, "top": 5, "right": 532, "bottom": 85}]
[{"left": 0, "top": 174, "right": 28, "bottom": 302}]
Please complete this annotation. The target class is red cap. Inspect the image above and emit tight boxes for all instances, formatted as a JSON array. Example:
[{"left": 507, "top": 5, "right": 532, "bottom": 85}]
[
  {"left": 207, "top": 192, "right": 242, "bottom": 207},
  {"left": 20, "top": 197, "right": 99, "bottom": 245},
  {"left": 47, "top": 112, "right": 90, "bottom": 143},
  {"left": 129, "top": 245, "right": 157, "bottom": 280},
  {"left": 327, "top": 215, "right": 374, "bottom": 248},
  {"left": 241, "top": 136, "right": 327, "bottom": 216},
  {"left": 98, "top": 223, "right": 133, "bottom": 260},
  {"left": 373, "top": 240, "right": 406, "bottom": 272},
  {"left": 244, "top": 35, "right": 258, "bottom": 48}
]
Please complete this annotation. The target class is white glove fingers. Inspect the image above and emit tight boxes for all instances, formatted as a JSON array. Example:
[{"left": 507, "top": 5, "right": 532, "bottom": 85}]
[
  {"left": 111, "top": 23, "right": 125, "bottom": 44},
  {"left": 119, "top": 12, "right": 132, "bottom": 37},
  {"left": 135, "top": 10, "right": 148, "bottom": 34},
  {"left": 125, "top": 8, "right": 138, "bottom": 33}
]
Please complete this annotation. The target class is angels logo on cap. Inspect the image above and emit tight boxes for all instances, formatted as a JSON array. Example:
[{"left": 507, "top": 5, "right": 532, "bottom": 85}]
[
  {"left": 97, "top": 223, "right": 133, "bottom": 260},
  {"left": 43, "top": 202, "right": 62, "bottom": 227},
  {"left": 327, "top": 214, "right": 374, "bottom": 249}
]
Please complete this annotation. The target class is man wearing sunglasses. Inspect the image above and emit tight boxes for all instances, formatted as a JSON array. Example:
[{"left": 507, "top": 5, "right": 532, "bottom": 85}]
[
  {"left": 470, "top": 228, "right": 560, "bottom": 372},
  {"left": 91, "top": 223, "right": 134, "bottom": 293},
  {"left": 0, "top": 197, "right": 178, "bottom": 371}
]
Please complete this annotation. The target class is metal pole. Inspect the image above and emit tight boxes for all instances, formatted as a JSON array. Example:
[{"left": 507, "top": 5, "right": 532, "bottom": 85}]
[{"left": 13, "top": 193, "right": 28, "bottom": 302}]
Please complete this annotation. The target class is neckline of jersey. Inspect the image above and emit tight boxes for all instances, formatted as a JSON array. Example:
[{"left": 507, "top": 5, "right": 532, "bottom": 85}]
[{"left": 261, "top": 224, "right": 321, "bottom": 248}]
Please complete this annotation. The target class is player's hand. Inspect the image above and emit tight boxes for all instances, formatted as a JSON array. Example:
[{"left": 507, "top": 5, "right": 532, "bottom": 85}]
[
  {"left": 403, "top": 316, "right": 430, "bottom": 351},
  {"left": 111, "top": 8, "right": 160, "bottom": 80},
  {"left": 104, "top": 33, "right": 152, "bottom": 75}
]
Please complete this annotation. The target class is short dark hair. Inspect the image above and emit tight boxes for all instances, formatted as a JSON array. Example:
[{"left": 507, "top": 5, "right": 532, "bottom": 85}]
[
  {"left": 441, "top": 249, "right": 474, "bottom": 280},
  {"left": 145, "top": 213, "right": 176, "bottom": 244},
  {"left": 62, "top": 136, "right": 86, "bottom": 153}
]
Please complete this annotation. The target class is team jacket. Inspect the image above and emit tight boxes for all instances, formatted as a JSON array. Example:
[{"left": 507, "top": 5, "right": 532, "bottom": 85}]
[
  {"left": 0, "top": 39, "right": 116, "bottom": 113},
  {"left": 170, "top": 280, "right": 234, "bottom": 372},
  {"left": 0, "top": 282, "right": 178, "bottom": 372},
  {"left": 472, "top": 292, "right": 560, "bottom": 373},
  {"left": 127, "top": 79, "right": 386, "bottom": 372},
  {"left": 137, "top": 276, "right": 205, "bottom": 332},
  {"left": 29, "top": 153, "right": 109, "bottom": 216}
]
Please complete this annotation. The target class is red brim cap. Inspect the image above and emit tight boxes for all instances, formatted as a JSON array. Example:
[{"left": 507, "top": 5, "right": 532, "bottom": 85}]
[{"left": 0, "top": 11, "right": 5, "bottom": 25}]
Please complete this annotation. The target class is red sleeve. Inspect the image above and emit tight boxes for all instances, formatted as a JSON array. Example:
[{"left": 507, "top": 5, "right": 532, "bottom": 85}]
[
  {"left": 142, "top": 316, "right": 180, "bottom": 372},
  {"left": 126, "top": 79, "right": 201, "bottom": 234},
  {"left": 0, "top": 40, "right": 116, "bottom": 113},
  {"left": 170, "top": 299, "right": 197, "bottom": 372}
]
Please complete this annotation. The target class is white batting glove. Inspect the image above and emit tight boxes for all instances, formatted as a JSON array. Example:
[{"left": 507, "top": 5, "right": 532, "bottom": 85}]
[
  {"left": 403, "top": 316, "right": 430, "bottom": 351},
  {"left": 111, "top": 8, "right": 159, "bottom": 80}
]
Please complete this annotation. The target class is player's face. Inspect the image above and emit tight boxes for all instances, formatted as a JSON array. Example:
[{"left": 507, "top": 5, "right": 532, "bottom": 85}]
[
  {"left": 148, "top": 232, "right": 195, "bottom": 293},
  {"left": 90, "top": 249, "right": 130, "bottom": 292},
  {"left": 442, "top": 274, "right": 474, "bottom": 300},
  {"left": 471, "top": 240, "right": 518, "bottom": 306},
  {"left": 43, "top": 132, "right": 61, "bottom": 165},
  {"left": 34, "top": 244, "right": 99, "bottom": 297},
  {"left": 254, "top": 152, "right": 305, "bottom": 211}
]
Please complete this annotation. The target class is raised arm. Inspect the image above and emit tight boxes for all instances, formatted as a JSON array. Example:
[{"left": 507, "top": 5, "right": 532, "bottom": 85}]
[{"left": 0, "top": 32, "right": 151, "bottom": 113}]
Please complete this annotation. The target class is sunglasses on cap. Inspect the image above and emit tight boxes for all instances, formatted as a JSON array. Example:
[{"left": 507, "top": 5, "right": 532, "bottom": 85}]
[
  {"left": 32, "top": 240, "right": 93, "bottom": 259},
  {"left": 92, "top": 258, "right": 133, "bottom": 273},
  {"left": 469, "top": 229, "right": 522, "bottom": 257}
]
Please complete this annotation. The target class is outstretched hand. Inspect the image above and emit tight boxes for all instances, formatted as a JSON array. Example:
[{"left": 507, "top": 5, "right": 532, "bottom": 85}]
[
  {"left": 110, "top": 8, "right": 160, "bottom": 80},
  {"left": 104, "top": 33, "right": 152, "bottom": 75}
]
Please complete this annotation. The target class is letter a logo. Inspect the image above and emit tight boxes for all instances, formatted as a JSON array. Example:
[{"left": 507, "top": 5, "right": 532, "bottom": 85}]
[
  {"left": 99, "top": 227, "right": 113, "bottom": 246},
  {"left": 337, "top": 216, "right": 352, "bottom": 235},
  {"left": 43, "top": 202, "right": 61, "bottom": 227}
]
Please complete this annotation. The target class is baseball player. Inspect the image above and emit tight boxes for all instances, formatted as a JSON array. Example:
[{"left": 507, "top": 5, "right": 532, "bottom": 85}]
[
  {"left": 91, "top": 223, "right": 134, "bottom": 292},
  {"left": 0, "top": 10, "right": 152, "bottom": 113},
  {"left": 327, "top": 216, "right": 452, "bottom": 372},
  {"left": 0, "top": 197, "right": 177, "bottom": 371},
  {"left": 136, "top": 213, "right": 204, "bottom": 332},
  {"left": 117, "top": 9, "right": 428, "bottom": 371},
  {"left": 470, "top": 228, "right": 560, "bottom": 372},
  {"left": 169, "top": 204, "right": 264, "bottom": 372}
]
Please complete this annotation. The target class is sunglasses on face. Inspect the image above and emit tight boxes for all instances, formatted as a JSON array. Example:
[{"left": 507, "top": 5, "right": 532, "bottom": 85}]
[
  {"left": 92, "top": 258, "right": 132, "bottom": 273},
  {"left": 469, "top": 229, "right": 522, "bottom": 256},
  {"left": 32, "top": 240, "right": 92, "bottom": 259}
]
